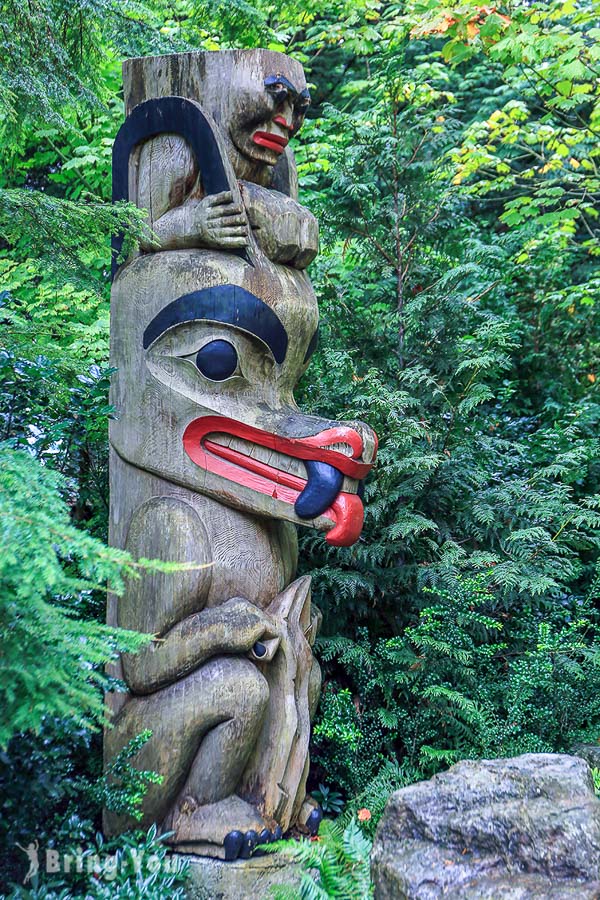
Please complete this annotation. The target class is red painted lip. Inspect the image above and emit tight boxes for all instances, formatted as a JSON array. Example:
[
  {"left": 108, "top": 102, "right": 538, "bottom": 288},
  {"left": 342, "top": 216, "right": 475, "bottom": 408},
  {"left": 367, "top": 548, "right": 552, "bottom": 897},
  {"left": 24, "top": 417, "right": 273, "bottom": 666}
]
[
  {"left": 182, "top": 415, "right": 376, "bottom": 547},
  {"left": 253, "top": 131, "right": 289, "bottom": 154}
]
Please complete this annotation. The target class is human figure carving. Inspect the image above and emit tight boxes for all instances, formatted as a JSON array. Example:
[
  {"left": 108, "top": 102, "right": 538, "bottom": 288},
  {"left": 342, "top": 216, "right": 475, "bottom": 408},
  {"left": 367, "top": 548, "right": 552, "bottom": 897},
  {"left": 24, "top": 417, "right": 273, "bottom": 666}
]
[{"left": 105, "top": 49, "right": 377, "bottom": 859}]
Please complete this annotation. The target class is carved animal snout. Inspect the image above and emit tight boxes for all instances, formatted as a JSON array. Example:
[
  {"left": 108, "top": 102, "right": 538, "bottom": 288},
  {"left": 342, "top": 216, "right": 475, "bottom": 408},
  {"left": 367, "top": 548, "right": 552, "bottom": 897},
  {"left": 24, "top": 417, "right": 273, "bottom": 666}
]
[{"left": 182, "top": 412, "right": 377, "bottom": 546}]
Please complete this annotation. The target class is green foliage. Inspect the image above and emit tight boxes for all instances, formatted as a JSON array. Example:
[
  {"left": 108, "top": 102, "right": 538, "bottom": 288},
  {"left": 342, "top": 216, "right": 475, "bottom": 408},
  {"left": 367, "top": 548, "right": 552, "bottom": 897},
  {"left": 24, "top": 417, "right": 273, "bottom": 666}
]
[
  {"left": 312, "top": 663, "right": 387, "bottom": 797},
  {"left": 337, "top": 759, "right": 420, "bottom": 840},
  {"left": 0, "top": 444, "right": 159, "bottom": 746},
  {"left": 284, "top": 0, "right": 600, "bottom": 799},
  {"left": 0, "top": 1, "right": 169, "bottom": 134},
  {"left": 0, "top": 719, "right": 100, "bottom": 882},
  {"left": 90, "top": 732, "right": 163, "bottom": 821},
  {"left": 4, "top": 825, "right": 189, "bottom": 899},
  {"left": 270, "top": 819, "right": 373, "bottom": 900},
  {"left": 311, "top": 784, "right": 345, "bottom": 816},
  {"left": 0, "top": 2, "right": 169, "bottom": 314},
  {"left": 0, "top": 722, "right": 177, "bottom": 893},
  {"left": 1, "top": 0, "right": 600, "bottom": 886},
  {"left": 0, "top": 357, "right": 117, "bottom": 539},
  {"left": 313, "top": 575, "right": 600, "bottom": 792}
]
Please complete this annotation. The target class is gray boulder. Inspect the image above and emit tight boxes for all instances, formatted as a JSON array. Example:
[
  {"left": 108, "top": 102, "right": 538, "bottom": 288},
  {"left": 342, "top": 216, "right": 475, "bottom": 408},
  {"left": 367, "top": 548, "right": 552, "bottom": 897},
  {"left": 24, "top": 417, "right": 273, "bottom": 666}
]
[
  {"left": 572, "top": 743, "right": 600, "bottom": 771},
  {"left": 371, "top": 753, "right": 600, "bottom": 899}
]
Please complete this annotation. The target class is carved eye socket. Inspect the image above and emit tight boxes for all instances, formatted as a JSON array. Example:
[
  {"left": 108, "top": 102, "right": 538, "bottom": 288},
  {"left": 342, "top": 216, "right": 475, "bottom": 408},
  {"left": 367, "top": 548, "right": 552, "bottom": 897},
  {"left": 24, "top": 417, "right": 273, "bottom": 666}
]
[
  {"left": 195, "top": 340, "right": 239, "bottom": 381},
  {"left": 264, "top": 74, "right": 292, "bottom": 108},
  {"left": 295, "top": 90, "right": 311, "bottom": 113},
  {"left": 266, "top": 83, "right": 289, "bottom": 106}
]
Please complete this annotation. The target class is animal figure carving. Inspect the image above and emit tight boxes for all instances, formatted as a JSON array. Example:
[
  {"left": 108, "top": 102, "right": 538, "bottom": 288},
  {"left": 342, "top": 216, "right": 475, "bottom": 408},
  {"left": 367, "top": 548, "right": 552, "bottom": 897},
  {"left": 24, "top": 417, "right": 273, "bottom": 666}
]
[{"left": 105, "top": 49, "right": 377, "bottom": 860}]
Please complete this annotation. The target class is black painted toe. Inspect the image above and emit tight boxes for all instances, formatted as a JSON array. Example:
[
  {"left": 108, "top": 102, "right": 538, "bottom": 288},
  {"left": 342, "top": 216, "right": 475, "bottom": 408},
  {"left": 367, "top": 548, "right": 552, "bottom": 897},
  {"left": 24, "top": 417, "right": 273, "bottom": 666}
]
[
  {"left": 306, "top": 806, "right": 323, "bottom": 836},
  {"left": 224, "top": 829, "right": 244, "bottom": 861},
  {"left": 258, "top": 828, "right": 272, "bottom": 845},
  {"left": 272, "top": 825, "right": 283, "bottom": 842},
  {"left": 239, "top": 829, "right": 258, "bottom": 859}
]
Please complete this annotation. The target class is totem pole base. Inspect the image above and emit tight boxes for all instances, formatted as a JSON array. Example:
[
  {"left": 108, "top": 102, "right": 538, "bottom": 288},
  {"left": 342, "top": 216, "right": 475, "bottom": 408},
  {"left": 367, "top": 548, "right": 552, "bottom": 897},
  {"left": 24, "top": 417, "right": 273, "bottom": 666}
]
[{"left": 183, "top": 851, "right": 306, "bottom": 900}]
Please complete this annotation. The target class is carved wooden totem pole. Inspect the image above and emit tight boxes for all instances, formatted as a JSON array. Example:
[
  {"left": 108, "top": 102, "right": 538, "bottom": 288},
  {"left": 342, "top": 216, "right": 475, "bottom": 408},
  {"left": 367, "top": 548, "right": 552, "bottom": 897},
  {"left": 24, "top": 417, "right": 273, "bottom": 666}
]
[{"left": 106, "top": 49, "right": 378, "bottom": 860}]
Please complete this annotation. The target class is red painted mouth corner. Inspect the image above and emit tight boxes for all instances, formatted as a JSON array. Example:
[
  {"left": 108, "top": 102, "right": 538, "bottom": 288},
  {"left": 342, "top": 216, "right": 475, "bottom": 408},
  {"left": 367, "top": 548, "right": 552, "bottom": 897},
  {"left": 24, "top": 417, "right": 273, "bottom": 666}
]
[{"left": 182, "top": 415, "right": 377, "bottom": 547}]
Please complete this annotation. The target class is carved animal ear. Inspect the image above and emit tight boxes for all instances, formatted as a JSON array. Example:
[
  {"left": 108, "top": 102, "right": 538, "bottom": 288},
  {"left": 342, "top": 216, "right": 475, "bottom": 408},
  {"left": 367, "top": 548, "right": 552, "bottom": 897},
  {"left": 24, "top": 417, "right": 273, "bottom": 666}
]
[
  {"left": 267, "top": 574, "right": 311, "bottom": 625},
  {"left": 111, "top": 96, "right": 240, "bottom": 275}
]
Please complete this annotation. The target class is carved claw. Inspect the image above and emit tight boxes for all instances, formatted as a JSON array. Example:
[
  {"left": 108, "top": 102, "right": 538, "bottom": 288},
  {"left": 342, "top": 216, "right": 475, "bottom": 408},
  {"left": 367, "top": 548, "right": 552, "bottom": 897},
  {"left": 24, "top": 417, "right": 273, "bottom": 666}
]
[
  {"left": 305, "top": 806, "right": 323, "bottom": 836},
  {"left": 249, "top": 636, "right": 280, "bottom": 662},
  {"left": 239, "top": 829, "right": 259, "bottom": 859},
  {"left": 252, "top": 826, "right": 276, "bottom": 857},
  {"left": 224, "top": 830, "right": 244, "bottom": 860},
  {"left": 224, "top": 826, "right": 271, "bottom": 861}
]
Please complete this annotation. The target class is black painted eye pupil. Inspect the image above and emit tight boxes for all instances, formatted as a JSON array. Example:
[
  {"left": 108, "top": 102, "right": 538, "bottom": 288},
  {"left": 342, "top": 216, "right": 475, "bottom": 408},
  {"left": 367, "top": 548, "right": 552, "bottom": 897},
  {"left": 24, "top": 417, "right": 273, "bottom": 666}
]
[{"left": 195, "top": 340, "right": 238, "bottom": 380}]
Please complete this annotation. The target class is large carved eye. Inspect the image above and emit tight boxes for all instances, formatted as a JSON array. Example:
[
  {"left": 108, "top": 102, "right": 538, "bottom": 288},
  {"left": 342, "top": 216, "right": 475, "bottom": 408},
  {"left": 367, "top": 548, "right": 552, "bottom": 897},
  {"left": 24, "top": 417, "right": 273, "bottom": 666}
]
[{"left": 195, "top": 340, "right": 239, "bottom": 381}]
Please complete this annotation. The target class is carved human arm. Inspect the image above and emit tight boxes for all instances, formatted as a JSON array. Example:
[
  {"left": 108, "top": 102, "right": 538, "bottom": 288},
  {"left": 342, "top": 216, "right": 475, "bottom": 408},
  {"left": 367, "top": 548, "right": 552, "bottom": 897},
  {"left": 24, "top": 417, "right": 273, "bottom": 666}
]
[
  {"left": 239, "top": 181, "right": 318, "bottom": 268},
  {"left": 122, "top": 597, "right": 279, "bottom": 696},
  {"left": 142, "top": 191, "right": 250, "bottom": 251},
  {"left": 135, "top": 134, "right": 249, "bottom": 251}
]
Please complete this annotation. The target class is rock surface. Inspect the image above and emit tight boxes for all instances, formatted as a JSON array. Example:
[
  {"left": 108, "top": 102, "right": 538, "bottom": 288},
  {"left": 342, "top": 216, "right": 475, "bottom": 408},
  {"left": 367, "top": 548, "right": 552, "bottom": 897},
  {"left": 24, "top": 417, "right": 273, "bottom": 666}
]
[
  {"left": 184, "top": 851, "right": 304, "bottom": 899},
  {"left": 572, "top": 743, "right": 600, "bottom": 771},
  {"left": 371, "top": 753, "right": 600, "bottom": 899}
]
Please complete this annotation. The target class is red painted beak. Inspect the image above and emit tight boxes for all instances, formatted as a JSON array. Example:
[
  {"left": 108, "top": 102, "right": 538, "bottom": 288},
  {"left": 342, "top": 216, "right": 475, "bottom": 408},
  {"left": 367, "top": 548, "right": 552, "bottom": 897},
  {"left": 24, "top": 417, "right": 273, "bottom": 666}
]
[{"left": 182, "top": 416, "right": 377, "bottom": 547}]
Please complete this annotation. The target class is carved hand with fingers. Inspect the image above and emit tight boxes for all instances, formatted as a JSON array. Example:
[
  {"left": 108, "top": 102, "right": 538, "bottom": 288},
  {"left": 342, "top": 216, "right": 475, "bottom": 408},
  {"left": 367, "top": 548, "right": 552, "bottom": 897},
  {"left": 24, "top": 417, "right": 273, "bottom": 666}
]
[{"left": 194, "top": 191, "right": 249, "bottom": 249}]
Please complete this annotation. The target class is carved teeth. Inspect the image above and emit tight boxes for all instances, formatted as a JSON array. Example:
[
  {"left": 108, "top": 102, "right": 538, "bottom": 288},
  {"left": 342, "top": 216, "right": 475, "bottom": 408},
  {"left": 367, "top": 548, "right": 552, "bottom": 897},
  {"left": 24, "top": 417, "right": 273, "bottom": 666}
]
[
  {"left": 319, "top": 442, "right": 353, "bottom": 457},
  {"left": 276, "top": 453, "right": 301, "bottom": 476},
  {"left": 206, "top": 434, "right": 306, "bottom": 480}
]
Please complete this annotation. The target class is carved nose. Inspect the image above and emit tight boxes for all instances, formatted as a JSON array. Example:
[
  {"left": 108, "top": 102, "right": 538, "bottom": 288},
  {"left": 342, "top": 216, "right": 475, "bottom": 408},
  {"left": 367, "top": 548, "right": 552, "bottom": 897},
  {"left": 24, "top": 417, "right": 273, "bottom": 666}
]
[{"left": 273, "top": 115, "right": 292, "bottom": 132}]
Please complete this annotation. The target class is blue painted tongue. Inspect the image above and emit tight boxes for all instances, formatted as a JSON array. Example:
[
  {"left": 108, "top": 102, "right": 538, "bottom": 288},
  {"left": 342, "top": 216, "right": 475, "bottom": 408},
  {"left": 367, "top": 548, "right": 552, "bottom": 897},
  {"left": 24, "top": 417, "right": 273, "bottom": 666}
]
[{"left": 295, "top": 460, "right": 344, "bottom": 519}]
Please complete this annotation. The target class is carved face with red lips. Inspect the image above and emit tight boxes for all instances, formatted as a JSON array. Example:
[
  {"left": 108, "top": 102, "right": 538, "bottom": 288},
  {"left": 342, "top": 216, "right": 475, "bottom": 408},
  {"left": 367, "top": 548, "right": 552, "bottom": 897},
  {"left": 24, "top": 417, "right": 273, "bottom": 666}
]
[
  {"left": 251, "top": 74, "right": 310, "bottom": 157},
  {"left": 228, "top": 60, "right": 311, "bottom": 171},
  {"left": 124, "top": 283, "right": 378, "bottom": 547}
]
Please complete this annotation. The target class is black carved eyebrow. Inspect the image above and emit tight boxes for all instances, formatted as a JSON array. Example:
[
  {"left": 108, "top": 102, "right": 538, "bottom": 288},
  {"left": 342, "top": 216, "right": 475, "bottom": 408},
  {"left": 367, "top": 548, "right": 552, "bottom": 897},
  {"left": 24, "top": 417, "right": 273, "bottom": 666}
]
[
  {"left": 265, "top": 74, "right": 300, "bottom": 97},
  {"left": 143, "top": 284, "right": 288, "bottom": 364}
]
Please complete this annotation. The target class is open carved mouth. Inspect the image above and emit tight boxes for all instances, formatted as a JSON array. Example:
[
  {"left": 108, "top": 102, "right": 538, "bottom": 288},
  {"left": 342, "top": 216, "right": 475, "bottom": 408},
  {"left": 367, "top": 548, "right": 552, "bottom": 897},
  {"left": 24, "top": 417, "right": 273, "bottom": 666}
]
[
  {"left": 252, "top": 131, "right": 289, "bottom": 154},
  {"left": 183, "top": 415, "right": 376, "bottom": 546}
]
